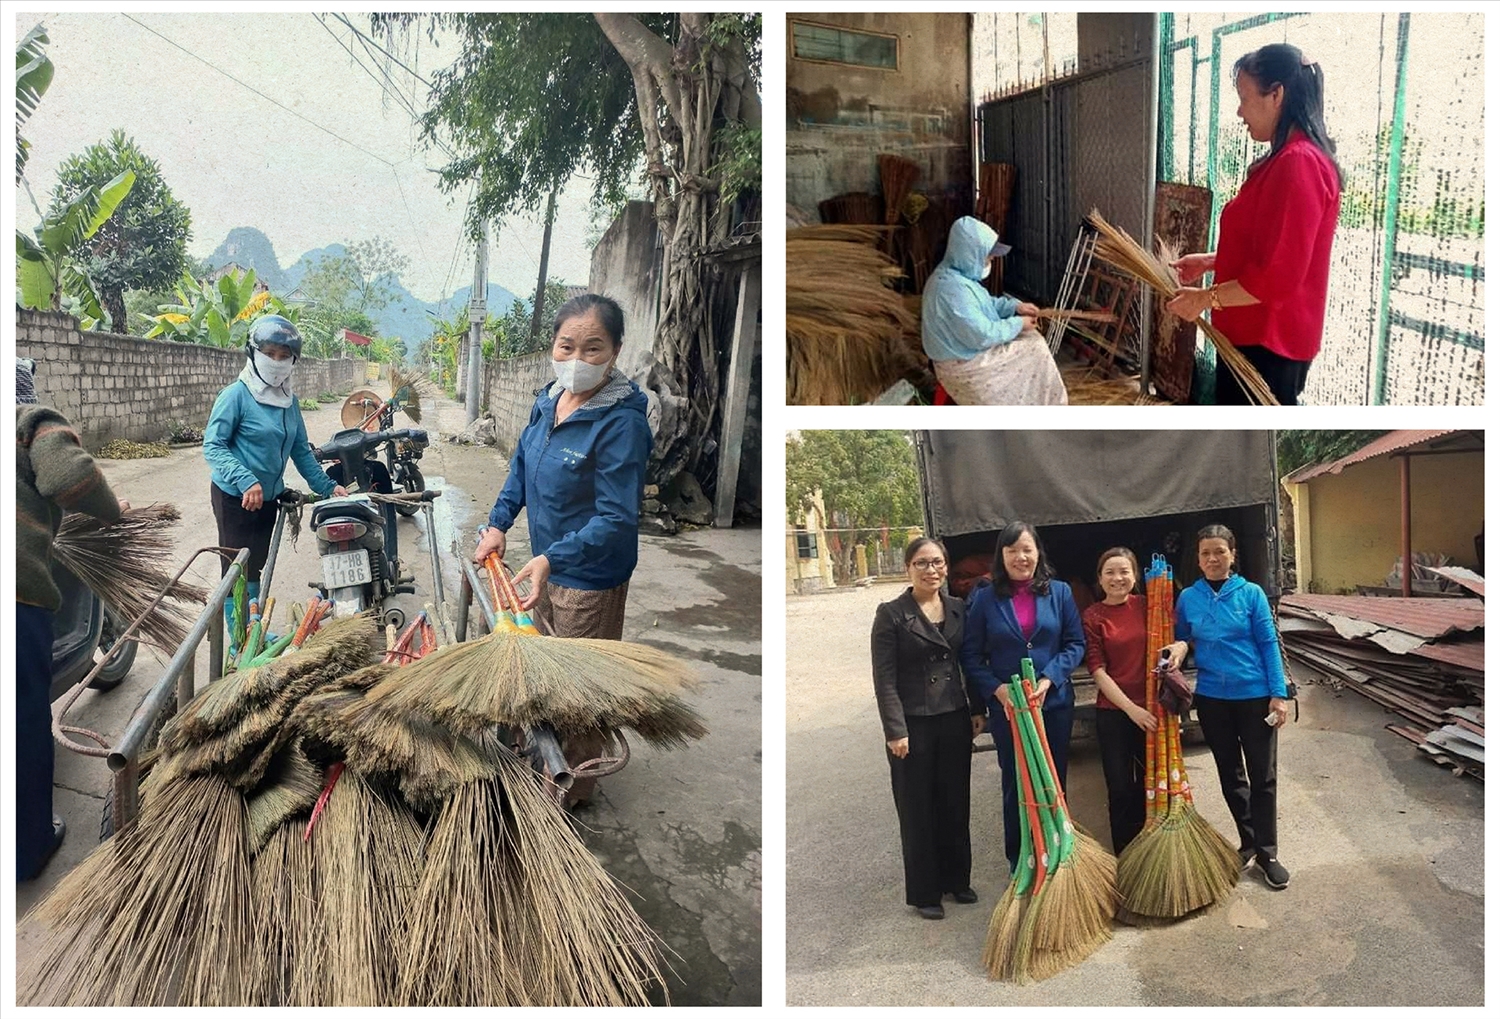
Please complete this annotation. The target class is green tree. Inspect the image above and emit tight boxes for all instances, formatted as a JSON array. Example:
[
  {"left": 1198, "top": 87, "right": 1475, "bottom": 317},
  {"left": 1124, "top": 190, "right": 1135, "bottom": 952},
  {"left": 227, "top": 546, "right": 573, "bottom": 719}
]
[
  {"left": 374, "top": 12, "right": 761, "bottom": 486},
  {"left": 16, "top": 24, "right": 53, "bottom": 184},
  {"left": 17, "top": 169, "right": 135, "bottom": 328},
  {"left": 1276, "top": 430, "right": 1389, "bottom": 476},
  {"left": 786, "top": 430, "right": 921, "bottom": 582},
  {"left": 492, "top": 279, "right": 570, "bottom": 358},
  {"left": 47, "top": 130, "right": 192, "bottom": 332}
]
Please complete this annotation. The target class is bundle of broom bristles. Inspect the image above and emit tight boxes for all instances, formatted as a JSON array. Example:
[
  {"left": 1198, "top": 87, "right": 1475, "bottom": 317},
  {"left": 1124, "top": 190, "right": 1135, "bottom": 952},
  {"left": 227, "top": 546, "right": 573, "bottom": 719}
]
[
  {"left": 1086, "top": 210, "right": 1278, "bottom": 406},
  {"left": 19, "top": 611, "right": 708, "bottom": 1006}
]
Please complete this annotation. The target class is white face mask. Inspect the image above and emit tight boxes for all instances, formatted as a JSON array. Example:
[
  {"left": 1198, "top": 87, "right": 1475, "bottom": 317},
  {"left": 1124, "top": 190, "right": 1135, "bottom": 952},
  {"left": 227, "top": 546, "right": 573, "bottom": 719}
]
[
  {"left": 981, "top": 258, "right": 994, "bottom": 280},
  {"left": 253, "top": 350, "right": 294, "bottom": 387},
  {"left": 552, "top": 356, "right": 610, "bottom": 394}
]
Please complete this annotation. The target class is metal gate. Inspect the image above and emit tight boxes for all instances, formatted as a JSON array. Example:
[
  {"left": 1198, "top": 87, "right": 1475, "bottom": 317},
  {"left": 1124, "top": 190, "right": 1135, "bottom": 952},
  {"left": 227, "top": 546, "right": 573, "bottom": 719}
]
[{"left": 1159, "top": 12, "right": 1484, "bottom": 405}]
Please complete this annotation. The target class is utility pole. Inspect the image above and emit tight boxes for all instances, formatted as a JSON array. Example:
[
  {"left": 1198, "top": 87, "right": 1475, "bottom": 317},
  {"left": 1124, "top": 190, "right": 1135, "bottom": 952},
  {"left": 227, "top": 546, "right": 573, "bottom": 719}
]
[
  {"left": 528, "top": 186, "right": 559, "bottom": 342},
  {"left": 466, "top": 221, "right": 488, "bottom": 423}
]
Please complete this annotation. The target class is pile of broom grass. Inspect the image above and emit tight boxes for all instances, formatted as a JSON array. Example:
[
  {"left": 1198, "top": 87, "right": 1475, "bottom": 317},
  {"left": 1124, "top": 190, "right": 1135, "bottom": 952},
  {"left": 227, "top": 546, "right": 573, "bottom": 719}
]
[{"left": 20, "top": 612, "right": 709, "bottom": 1006}]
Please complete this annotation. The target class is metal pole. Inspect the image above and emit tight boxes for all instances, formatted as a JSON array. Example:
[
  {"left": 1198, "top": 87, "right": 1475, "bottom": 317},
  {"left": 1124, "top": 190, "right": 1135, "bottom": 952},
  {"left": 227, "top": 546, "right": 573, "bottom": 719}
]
[
  {"left": 1140, "top": 13, "right": 1161, "bottom": 396},
  {"left": 257, "top": 503, "right": 289, "bottom": 607},
  {"left": 1399, "top": 453, "right": 1412, "bottom": 597},
  {"left": 1370, "top": 12, "right": 1411, "bottom": 405},
  {"left": 466, "top": 222, "right": 489, "bottom": 423}
]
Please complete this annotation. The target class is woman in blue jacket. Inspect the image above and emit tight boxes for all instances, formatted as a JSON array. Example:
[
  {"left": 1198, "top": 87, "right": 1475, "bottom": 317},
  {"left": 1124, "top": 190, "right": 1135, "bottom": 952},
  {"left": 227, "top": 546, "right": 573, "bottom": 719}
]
[
  {"left": 203, "top": 316, "right": 346, "bottom": 613},
  {"left": 473, "top": 293, "right": 653, "bottom": 638},
  {"left": 961, "top": 521, "right": 1086, "bottom": 873},
  {"left": 1165, "top": 524, "right": 1292, "bottom": 890}
]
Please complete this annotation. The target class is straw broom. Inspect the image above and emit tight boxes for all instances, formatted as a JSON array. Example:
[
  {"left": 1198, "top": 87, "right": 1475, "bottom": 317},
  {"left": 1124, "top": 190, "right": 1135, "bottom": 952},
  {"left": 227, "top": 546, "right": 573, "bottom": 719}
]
[
  {"left": 1085, "top": 209, "right": 1278, "bottom": 405},
  {"left": 982, "top": 688, "right": 1041, "bottom": 980},
  {"left": 1001, "top": 675, "right": 1059, "bottom": 982},
  {"left": 248, "top": 821, "right": 324, "bottom": 1006},
  {"left": 1116, "top": 555, "right": 1241, "bottom": 922},
  {"left": 52, "top": 504, "right": 208, "bottom": 650}
]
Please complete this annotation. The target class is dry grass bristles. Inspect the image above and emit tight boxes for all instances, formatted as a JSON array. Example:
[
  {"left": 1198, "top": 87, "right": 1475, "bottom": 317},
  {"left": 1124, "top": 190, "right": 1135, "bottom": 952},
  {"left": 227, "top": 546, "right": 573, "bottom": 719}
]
[
  {"left": 245, "top": 747, "right": 326, "bottom": 853},
  {"left": 1085, "top": 209, "right": 1278, "bottom": 405},
  {"left": 53, "top": 504, "right": 208, "bottom": 650},
  {"left": 1116, "top": 800, "right": 1241, "bottom": 922},
  {"left": 1060, "top": 366, "right": 1171, "bottom": 406},
  {"left": 248, "top": 822, "right": 324, "bottom": 1006}
]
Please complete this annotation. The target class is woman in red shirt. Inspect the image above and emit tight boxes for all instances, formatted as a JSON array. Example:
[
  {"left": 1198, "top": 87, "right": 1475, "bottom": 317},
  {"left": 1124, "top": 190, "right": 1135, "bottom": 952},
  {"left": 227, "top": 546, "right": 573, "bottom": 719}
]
[
  {"left": 1166, "top": 43, "right": 1343, "bottom": 406},
  {"left": 1082, "top": 547, "right": 1157, "bottom": 854}
]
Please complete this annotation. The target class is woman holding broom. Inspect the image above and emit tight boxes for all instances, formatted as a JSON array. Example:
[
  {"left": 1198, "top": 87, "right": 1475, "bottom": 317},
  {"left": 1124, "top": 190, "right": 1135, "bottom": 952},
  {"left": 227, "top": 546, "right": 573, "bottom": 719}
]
[
  {"left": 961, "top": 522, "right": 1086, "bottom": 875},
  {"left": 1165, "top": 525, "right": 1292, "bottom": 889},
  {"left": 1081, "top": 547, "right": 1156, "bottom": 855},
  {"left": 1164, "top": 42, "right": 1342, "bottom": 406},
  {"left": 203, "top": 315, "right": 348, "bottom": 627},
  {"left": 871, "top": 536, "right": 988, "bottom": 920},
  {"left": 473, "top": 293, "right": 653, "bottom": 804}
]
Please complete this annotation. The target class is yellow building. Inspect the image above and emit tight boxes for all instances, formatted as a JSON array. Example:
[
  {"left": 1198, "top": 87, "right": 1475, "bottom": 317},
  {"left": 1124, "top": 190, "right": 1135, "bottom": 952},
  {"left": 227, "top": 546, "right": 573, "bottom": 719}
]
[
  {"left": 1284, "top": 431, "right": 1484, "bottom": 594},
  {"left": 787, "top": 491, "right": 837, "bottom": 594}
]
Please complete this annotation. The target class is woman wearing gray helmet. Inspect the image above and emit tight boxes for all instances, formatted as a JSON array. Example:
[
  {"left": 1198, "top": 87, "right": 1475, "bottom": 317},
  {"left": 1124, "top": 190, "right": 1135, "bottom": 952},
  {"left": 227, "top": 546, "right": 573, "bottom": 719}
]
[{"left": 202, "top": 315, "right": 347, "bottom": 619}]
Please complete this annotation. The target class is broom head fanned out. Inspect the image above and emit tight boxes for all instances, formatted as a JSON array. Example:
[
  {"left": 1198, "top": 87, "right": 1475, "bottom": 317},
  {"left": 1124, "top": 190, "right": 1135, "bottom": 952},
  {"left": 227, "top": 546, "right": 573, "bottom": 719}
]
[
  {"left": 248, "top": 821, "right": 324, "bottom": 1006},
  {"left": 53, "top": 504, "right": 208, "bottom": 650},
  {"left": 245, "top": 745, "right": 328, "bottom": 853}
]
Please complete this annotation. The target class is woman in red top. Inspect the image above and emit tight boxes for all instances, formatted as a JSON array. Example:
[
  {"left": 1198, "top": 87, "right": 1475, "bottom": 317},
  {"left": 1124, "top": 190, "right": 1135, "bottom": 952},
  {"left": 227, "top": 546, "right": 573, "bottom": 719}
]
[
  {"left": 1166, "top": 43, "right": 1343, "bottom": 406},
  {"left": 1082, "top": 547, "right": 1157, "bottom": 854}
]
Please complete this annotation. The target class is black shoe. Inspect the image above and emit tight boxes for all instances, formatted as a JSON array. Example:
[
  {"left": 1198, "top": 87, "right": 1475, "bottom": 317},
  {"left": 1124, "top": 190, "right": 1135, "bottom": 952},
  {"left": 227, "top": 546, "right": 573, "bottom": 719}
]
[
  {"left": 22, "top": 816, "right": 67, "bottom": 882},
  {"left": 1238, "top": 847, "right": 1255, "bottom": 870},
  {"left": 1257, "top": 855, "right": 1289, "bottom": 890},
  {"left": 916, "top": 904, "right": 945, "bottom": 920},
  {"left": 951, "top": 887, "right": 979, "bottom": 904}
]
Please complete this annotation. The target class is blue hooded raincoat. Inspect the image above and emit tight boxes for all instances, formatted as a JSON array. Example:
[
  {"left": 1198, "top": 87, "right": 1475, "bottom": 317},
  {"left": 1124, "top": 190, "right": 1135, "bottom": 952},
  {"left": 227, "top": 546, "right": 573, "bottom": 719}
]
[{"left": 921, "top": 217, "right": 1027, "bottom": 363}]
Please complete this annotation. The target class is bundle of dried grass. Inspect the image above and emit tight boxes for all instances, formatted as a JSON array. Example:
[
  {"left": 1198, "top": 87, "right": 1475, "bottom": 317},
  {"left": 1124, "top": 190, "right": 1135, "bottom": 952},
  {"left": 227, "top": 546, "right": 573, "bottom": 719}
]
[
  {"left": 788, "top": 225, "right": 920, "bottom": 405},
  {"left": 879, "top": 154, "right": 921, "bottom": 225},
  {"left": 351, "top": 628, "right": 706, "bottom": 748},
  {"left": 52, "top": 504, "right": 208, "bottom": 650},
  {"left": 248, "top": 822, "right": 324, "bottom": 1006},
  {"left": 18, "top": 773, "right": 252, "bottom": 1006},
  {"left": 1085, "top": 210, "right": 1278, "bottom": 405},
  {"left": 389, "top": 364, "right": 436, "bottom": 423},
  {"left": 1060, "top": 366, "right": 1170, "bottom": 406},
  {"left": 245, "top": 746, "right": 326, "bottom": 852}
]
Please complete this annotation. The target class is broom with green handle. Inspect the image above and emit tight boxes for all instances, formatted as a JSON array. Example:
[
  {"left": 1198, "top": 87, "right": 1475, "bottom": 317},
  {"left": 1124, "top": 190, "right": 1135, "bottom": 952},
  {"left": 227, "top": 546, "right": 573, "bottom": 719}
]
[{"left": 983, "top": 675, "right": 1049, "bottom": 980}]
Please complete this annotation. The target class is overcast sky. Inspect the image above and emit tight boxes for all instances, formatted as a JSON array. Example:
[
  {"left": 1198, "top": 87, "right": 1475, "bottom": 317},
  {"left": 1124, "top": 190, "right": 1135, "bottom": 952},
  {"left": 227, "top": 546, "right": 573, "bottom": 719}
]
[{"left": 17, "top": 10, "right": 603, "bottom": 303}]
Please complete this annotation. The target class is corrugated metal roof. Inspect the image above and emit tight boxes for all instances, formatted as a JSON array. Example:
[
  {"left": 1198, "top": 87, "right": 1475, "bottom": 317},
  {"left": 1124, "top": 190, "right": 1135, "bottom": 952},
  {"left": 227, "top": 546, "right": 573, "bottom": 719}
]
[
  {"left": 1285, "top": 430, "right": 1462, "bottom": 483},
  {"left": 1281, "top": 593, "right": 1484, "bottom": 639},
  {"left": 1421, "top": 565, "right": 1485, "bottom": 598},
  {"left": 1412, "top": 638, "right": 1485, "bottom": 673}
]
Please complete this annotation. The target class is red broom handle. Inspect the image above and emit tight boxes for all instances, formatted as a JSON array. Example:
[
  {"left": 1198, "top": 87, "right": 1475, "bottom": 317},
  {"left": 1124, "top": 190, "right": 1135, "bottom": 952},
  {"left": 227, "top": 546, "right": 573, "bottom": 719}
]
[
  {"left": 1020, "top": 676, "right": 1073, "bottom": 821},
  {"left": 304, "top": 762, "right": 345, "bottom": 841},
  {"left": 493, "top": 555, "right": 526, "bottom": 615}
]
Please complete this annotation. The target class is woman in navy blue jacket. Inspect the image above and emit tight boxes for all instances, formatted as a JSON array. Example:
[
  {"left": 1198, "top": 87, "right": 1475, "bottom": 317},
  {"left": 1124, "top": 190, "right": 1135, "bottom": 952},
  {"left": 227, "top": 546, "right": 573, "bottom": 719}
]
[
  {"left": 961, "top": 521, "right": 1086, "bottom": 873},
  {"left": 1165, "top": 524, "right": 1292, "bottom": 890}
]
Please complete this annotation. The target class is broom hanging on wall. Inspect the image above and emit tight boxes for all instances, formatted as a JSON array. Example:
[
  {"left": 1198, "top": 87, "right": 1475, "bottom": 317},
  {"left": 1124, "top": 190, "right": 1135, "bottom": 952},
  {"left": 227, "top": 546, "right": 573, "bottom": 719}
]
[
  {"left": 1115, "top": 554, "right": 1241, "bottom": 923},
  {"left": 1085, "top": 210, "right": 1278, "bottom": 405}
]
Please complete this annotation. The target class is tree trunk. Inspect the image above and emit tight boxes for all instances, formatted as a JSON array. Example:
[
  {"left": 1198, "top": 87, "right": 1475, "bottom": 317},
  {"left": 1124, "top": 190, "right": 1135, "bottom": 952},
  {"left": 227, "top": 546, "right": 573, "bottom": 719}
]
[
  {"left": 528, "top": 185, "right": 558, "bottom": 342},
  {"left": 102, "top": 287, "right": 127, "bottom": 335}
]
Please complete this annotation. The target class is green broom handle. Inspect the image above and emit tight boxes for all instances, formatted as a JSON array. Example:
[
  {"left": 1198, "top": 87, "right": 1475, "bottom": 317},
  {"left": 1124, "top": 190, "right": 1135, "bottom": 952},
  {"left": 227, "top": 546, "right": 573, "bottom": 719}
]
[
  {"left": 1002, "top": 692, "right": 1038, "bottom": 897},
  {"left": 1012, "top": 675, "right": 1068, "bottom": 865},
  {"left": 1019, "top": 674, "right": 1076, "bottom": 862},
  {"left": 1007, "top": 680, "right": 1051, "bottom": 891}
]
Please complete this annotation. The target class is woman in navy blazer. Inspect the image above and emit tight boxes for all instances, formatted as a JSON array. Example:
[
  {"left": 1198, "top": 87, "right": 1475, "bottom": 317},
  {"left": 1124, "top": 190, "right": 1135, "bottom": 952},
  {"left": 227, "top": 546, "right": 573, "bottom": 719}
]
[{"left": 961, "top": 521, "right": 1086, "bottom": 873}]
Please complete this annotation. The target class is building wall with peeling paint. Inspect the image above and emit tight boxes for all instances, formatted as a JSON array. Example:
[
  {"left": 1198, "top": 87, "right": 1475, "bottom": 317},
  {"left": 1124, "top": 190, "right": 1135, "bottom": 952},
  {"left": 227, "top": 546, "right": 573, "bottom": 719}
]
[
  {"left": 1290, "top": 452, "right": 1485, "bottom": 593},
  {"left": 786, "top": 13, "right": 972, "bottom": 216}
]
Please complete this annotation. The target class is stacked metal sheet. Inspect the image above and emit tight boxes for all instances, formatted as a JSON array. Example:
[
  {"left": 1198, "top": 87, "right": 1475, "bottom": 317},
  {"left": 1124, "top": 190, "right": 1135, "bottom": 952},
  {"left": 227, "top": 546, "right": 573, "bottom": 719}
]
[{"left": 1278, "top": 592, "right": 1484, "bottom": 780}]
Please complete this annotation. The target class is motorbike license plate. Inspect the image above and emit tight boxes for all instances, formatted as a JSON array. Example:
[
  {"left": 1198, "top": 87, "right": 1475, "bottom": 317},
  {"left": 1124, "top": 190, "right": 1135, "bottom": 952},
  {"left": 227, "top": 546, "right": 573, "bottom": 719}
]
[{"left": 321, "top": 549, "right": 372, "bottom": 589}]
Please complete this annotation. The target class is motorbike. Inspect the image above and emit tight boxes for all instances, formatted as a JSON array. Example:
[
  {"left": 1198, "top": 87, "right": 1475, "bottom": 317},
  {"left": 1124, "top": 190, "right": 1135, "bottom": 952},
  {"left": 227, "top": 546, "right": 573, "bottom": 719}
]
[
  {"left": 48, "top": 560, "right": 137, "bottom": 702},
  {"left": 308, "top": 424, "right": 433, "bottom": 628},
  {"left": 342, "top": 389, "right": 428, "bottom": 517}
]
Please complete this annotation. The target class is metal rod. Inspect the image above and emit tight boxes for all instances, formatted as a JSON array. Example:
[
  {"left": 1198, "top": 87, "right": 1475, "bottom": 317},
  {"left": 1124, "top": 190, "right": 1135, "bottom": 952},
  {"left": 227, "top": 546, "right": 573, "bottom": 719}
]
[
  {"left": 176, "top": 653, "right": 195, "bottom": 717},
  {"left": 258, "top": 502, "right": 290, "bottom": 607},
  {"left": 456, "top": 566, "right": 472, "bottom": 643},
  {"left": 1140, "top": 12, "right": 1161, "bottom": 396},
  {"left": 109, "top": 548, "right": 250, "bottom": 771},
  {"left": 208, "top": 602, "right": 224, "bottom": 683},
  {"left": 1400, "top": 453, "right": 1412, "bottom": 598},
  {"left": 461, "top": 556, "right": 498, "bottom": 633},
  {"left": 526, "top": 724, "right": 575, "bottom": 790},
  {"left": 111, "top": 757, "right": 139, "bottom": 838},
  {"left": 423, "top": 502, "right": 446, "bottom": 615},
  {"left": 1370, "top": 11, "right": 1411, "bottom": 405}
]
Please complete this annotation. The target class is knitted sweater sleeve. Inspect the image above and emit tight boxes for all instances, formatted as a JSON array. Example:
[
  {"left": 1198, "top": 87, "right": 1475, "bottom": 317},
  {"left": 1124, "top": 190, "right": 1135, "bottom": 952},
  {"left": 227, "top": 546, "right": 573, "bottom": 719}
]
[{"left": 23, "top": 408, "right": 121, "bottom": 523}]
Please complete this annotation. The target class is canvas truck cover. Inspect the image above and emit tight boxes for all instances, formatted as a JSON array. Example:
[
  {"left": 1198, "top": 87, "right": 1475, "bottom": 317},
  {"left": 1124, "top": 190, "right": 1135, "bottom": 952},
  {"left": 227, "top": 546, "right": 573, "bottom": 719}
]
[{"left": 916, "top": 430, "right": 1277, "bottom": 536}]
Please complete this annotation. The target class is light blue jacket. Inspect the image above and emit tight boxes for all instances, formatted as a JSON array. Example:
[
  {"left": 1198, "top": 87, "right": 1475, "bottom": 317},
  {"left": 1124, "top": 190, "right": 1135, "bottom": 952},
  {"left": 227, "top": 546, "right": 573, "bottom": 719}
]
[
  {"left": 1174, "top": 573, "right": 1289, "bottom": 699},
  {"left": 203, "top": 380, "right": 337, "bottom": 501},
  {"left": 921, "top": 216, "right": 1024, "bottom": 363}
]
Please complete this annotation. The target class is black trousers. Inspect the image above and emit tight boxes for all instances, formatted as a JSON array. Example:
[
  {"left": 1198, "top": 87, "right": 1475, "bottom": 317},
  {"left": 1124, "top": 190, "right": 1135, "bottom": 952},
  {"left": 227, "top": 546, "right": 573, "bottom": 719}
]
[
  {"left": 1095, "top": 708, "right": 1148, "bottom": 854},
  {"left": 1216, "top": 344, "right": 1312, "bottom": 406},
  {"left": 210, "top": 483, "right": 279, "bottom": 581},
  {"left": 17, "top": 603, "right": 56, "bottom": 880},
  {"left": 989, "top": 701, "right": 1074, "bottom": 872},
  {"left": 888, "top": 709, "right": 974, "bottom": 907},
  {"left": 1195, "top": 694, "right": 1279, "bottom": 859}
]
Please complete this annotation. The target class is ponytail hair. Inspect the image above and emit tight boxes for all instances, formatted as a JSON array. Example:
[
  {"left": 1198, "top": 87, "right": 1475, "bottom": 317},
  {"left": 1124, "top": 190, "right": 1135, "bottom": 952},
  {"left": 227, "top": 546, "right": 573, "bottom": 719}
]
[{"left": 1233, "top": 43, "right": 1344, "bottom": 187}]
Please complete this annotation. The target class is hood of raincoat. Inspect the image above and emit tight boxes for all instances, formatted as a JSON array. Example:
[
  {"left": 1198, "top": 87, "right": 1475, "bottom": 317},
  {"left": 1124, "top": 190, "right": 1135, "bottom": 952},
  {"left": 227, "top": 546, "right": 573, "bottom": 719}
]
[{"left": 939, "top": 217, "right": 1000, "bottom": 281}]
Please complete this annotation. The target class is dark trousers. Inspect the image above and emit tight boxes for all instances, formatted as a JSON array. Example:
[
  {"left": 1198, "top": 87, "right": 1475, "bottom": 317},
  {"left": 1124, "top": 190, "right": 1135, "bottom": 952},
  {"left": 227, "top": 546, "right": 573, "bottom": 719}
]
[
  {"left": 210, "top": 483, "right": 278, "bottom": 581},
  {"left": 17, "top": 604, "right": 57, "bottom": 880},
  {"left": 1195, "top": 694, "right": 1279, "bottom": 859},
  {"left": 1217, "top": 344, "right": 1312, "bottom": 406},
  {"left": 990, "top": 701, "right": 1074, "bottom": 872},
  {"left": 888, "top": 709, "right": 974, "bottom": 907},
  {"left": 1096, "top": 708, "right": 1148, "bottom": 854}
]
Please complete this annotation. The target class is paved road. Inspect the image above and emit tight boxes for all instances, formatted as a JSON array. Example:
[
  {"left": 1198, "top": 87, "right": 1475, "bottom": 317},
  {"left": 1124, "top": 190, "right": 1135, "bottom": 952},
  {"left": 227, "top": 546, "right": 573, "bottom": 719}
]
[
  {"left": 787, "top": 583, "right": 1483, "bottom": 1007},
  {"left": 21, "top": 386, "right": 762, "bottom": 1006}
]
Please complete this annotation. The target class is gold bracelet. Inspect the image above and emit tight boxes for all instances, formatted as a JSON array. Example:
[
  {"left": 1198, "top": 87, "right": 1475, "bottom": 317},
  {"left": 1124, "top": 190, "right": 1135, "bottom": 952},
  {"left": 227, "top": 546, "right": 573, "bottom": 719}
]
[{"left": 1210, "top": 285, "right": 1224, "bottom": 311}]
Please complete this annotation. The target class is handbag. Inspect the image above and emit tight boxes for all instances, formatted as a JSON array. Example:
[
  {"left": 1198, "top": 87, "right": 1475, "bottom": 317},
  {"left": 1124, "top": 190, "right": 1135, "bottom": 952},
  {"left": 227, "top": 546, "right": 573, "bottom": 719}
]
[{"left": 1156, "top": 660, "right": 1196, "bottom": 714}]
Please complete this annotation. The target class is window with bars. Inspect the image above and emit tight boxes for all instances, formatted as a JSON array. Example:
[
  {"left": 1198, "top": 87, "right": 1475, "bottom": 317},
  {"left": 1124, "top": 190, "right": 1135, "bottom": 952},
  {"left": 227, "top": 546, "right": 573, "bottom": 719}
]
[
  {"left": 791, "top": 22, "right": 898, "bottom": 70},
  {"left": 794, "top": 530, "right": 820, "bottom": 559}
]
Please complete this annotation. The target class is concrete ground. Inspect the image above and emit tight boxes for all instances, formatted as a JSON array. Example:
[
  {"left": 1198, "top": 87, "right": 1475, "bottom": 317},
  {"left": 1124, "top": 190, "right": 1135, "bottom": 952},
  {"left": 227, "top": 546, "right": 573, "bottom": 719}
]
[
  {"left": 20, "top": 388, "right": 761, "bottom": 1006},
  {"left": 787, "top": 584, "right": 1483, "bottom": 1007}
]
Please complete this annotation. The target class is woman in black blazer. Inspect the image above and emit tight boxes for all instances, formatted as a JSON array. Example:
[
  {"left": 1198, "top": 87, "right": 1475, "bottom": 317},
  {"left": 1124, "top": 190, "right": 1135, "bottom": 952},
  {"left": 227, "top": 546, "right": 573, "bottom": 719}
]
[{"left": 871, "top": 536, "right": 988, "bottom": 920}]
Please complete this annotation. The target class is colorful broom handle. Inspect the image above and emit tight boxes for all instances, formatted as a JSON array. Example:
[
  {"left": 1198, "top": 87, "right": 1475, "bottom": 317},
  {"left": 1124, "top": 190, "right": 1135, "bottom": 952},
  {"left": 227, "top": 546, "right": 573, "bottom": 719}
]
[
  {"left": 1018, "top": 659, "right": 1078, "bottom": 819},
  {"left": 1006, "top": 680, "right": 1050, "bottom": 892},
  {"left": 1018, "top": 674, "right": 1077, "bottom": 864},
  {"left": 496, "top": 559, "right": 542, "bottom": 634},
  {"left": 1014, "top": 674, "right": 1071, "bottom": 863},
  {"left": 1001, "top": 691, "right": 1038, "bottom": 898},
  {"left": 484, "top": 553, "right": 542, "bottom": 635}
]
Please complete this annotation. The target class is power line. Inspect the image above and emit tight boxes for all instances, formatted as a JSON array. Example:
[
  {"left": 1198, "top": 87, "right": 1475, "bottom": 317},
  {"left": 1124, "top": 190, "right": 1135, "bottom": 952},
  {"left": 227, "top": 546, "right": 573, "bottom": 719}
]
[{"left": 332, "top": 13, "right": 435, "bottom": 90}]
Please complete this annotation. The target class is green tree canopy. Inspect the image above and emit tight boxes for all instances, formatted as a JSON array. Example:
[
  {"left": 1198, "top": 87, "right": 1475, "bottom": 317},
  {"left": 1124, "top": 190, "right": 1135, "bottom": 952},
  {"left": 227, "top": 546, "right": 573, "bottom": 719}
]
[
  {"left": 1276, "top": 430, "right": 1389, "bottom": 476},
  {"left": 786, "top": 430, "right": 921, "bottom": 531},
  {"left": 48, "top": 129, "right": 191, "bottom": 332}
]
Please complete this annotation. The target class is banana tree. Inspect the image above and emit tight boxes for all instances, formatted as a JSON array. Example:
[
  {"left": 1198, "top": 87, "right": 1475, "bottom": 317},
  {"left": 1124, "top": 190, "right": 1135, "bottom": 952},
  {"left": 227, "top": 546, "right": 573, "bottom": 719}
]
[
  {"left": 17, "top": 24, "right": 53, "bottom": 184},
  {"left": 16, "top": 168, "right": 135, "bottom": 330},
  {"left": 147, "top": 267, "right": 296, "bottom": 347}
]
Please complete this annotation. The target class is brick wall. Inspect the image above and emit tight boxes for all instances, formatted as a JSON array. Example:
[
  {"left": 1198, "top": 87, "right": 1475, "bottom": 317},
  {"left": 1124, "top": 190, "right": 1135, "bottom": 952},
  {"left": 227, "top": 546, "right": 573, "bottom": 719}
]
[
  {"left": 483, "top": 351, "right": 553, "bottom": 455},
  {"left": 16, "top": 309, "right": 367, "bottom": 449}
]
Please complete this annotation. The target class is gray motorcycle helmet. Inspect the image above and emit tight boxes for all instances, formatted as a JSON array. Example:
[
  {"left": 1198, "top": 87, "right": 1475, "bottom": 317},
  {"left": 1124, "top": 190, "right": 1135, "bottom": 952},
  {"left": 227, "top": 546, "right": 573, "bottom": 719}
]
[{"left": 247, "top": 314, "right": 303, "bottom": 362}]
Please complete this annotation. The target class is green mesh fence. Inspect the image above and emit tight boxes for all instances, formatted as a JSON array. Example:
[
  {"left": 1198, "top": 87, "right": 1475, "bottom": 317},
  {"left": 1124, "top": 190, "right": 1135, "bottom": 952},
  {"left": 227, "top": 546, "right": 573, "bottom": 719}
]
[{"left": 1159, "top": 11, "right": 1484, "bottom": 405}]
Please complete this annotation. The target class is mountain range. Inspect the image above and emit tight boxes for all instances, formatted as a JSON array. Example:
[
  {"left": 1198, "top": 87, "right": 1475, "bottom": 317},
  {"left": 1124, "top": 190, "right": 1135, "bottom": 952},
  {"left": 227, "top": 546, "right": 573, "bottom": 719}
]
[{"left": 207, "top": 226, "right": 522, "bottom": 344}]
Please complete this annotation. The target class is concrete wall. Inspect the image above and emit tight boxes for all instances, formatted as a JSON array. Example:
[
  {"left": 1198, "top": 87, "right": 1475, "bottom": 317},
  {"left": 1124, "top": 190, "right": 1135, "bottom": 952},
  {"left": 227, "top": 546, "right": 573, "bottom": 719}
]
[
  {"left": 587, "top": 200, "right": 661, "bottom": 382},
  {"left": 16, "top": 309, "right": 367, "bottom": 449},
  {"left": 482, "top": 351, "right": 553, "bottom": 457},
  {"left": 1291, "top": 452, "right": 1485, "bottom": 593},
  {"left": 787, "top": 13, "right": 973, "bottom": 215}
]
